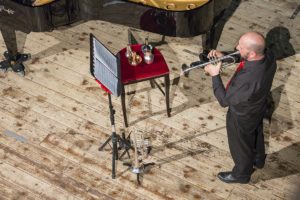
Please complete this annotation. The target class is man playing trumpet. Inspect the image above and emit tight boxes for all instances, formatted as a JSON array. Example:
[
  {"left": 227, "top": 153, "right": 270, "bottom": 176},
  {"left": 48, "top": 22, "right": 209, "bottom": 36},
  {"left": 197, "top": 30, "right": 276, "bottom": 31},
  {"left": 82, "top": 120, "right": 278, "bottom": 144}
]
[{"left": 204, "top": 32, "right": 277, "bottom": 184}]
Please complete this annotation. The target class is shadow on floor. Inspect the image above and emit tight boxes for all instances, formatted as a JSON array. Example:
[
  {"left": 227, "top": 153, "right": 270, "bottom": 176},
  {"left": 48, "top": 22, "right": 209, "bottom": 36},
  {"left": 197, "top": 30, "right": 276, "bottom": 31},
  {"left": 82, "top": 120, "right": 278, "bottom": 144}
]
[{"left": 264, "top": 24, "right": 298, "bottom": 148}]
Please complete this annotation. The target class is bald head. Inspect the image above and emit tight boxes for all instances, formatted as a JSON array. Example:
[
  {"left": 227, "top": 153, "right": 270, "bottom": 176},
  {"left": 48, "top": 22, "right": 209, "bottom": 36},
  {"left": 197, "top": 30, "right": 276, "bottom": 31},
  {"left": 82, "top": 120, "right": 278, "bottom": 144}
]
[{"left": 240, "top": 32, "right": 266, "bottom": 56}]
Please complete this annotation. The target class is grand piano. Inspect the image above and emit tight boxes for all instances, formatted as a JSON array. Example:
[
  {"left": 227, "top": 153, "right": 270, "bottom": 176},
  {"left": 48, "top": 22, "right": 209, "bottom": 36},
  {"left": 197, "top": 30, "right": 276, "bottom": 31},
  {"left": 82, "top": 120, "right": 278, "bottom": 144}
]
[{"left": 0, "top": 0, "right": 231, "bottom": 76}]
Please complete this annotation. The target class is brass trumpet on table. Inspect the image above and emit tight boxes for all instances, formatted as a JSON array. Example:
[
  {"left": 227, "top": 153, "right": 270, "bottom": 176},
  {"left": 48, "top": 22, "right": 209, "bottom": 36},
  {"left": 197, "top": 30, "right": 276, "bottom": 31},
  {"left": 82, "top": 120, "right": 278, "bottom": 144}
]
[{"left": 182, "top": 51, "right": 240, "bottom": 78}]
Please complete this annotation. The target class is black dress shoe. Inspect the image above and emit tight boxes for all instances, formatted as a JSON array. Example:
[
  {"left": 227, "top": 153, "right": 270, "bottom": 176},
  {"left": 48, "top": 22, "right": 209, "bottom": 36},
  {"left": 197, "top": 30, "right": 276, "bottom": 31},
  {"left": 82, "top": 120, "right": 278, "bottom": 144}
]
[
  {"left": 199, "top": 50, "right": 210, "bottom": 62},
  {"left": 217, "top": 172, "right": 249, "bottom": 184},
  {"left": 190, "top": 60, "right": 206, "bottom": 68},
  {"left": 190, "top": 51, "right": 210, "bottom": 68},
  {"left": 254, "top": 154, "right": 267, "bottom": 169},
  {"left": 254, "top": 164, "right": 264, "bottom": 169}
]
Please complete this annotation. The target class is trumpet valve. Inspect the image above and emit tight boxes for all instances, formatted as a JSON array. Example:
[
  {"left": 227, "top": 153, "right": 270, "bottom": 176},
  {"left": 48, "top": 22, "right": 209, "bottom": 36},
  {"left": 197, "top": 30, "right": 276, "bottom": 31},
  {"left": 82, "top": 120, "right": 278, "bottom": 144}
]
[{"left": 209, "top": 56, "right": 217, "bottom": 65}]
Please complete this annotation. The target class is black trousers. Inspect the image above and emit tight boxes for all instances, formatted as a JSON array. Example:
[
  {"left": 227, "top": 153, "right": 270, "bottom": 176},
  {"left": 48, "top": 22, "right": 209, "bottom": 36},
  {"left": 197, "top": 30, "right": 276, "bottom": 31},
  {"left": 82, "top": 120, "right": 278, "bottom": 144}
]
[{"left": 226, "top": 107, "right": 266, "bottom": 181}]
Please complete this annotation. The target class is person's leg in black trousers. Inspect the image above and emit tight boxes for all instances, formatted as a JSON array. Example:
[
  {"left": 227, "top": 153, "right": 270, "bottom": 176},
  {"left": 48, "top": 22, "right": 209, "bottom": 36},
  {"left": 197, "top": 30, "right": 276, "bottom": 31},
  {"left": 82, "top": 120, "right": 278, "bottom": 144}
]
[
  {"left": 222, "top": 108, "right": 265, "bottom": 183},
  {"left": 226, "top": 109, "right": 254, "bottom": 182},
  {"left": 253, "top": 120, "right": 266, "bottom": 169}
]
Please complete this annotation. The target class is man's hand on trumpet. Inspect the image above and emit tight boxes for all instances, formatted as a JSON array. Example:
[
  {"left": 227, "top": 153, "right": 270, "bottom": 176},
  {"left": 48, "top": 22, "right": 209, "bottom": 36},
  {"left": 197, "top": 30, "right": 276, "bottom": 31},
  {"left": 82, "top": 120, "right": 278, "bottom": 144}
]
[
  {"left": 207, "top": 49, "right": 224, "bottom": 59},
  {"left": 204, "top": 61, "right": 222, "bottom": 76},
  {"left": 203, "top": 49, "right": 224, "bottom": 76}
]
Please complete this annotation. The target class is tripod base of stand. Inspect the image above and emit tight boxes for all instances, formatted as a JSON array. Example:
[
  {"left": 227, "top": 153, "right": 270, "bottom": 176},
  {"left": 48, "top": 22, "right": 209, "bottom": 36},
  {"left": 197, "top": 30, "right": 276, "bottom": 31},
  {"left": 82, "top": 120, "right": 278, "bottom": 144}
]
[
  {"left": 123, "top": 162, "right": 155, "bottom": 185},
  {"left": 98, "top": 132, "right": 134, "bottom": 179}
]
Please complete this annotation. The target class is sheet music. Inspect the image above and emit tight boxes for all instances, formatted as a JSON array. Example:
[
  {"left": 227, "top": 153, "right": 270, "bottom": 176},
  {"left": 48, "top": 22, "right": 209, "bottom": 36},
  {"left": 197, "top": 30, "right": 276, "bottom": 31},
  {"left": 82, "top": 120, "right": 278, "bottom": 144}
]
[
  {"left": 94, "top": 59, "right": 122, "bottom": 96},
  {"left": 92, "top": 37, "right": 122, "bottom": 97},
  {"left": 94, "top": 38, "right": 120, "bottom": 78}
]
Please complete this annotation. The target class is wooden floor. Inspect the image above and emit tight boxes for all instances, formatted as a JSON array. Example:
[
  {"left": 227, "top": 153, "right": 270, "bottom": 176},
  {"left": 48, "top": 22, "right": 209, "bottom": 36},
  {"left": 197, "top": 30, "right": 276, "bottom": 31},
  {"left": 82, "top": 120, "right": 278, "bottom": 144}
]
[{"left": 0, "top": 0, "right": 300, "bottom": 199}]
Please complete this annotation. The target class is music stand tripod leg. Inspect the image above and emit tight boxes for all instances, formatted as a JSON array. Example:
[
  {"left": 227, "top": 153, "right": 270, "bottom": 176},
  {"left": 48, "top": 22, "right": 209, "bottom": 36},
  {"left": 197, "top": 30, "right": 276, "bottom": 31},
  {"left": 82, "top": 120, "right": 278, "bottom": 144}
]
[
  {"left": 98, "top": 137, "right": 111, "bottom": 151},
  {"left": 98, "top": 93, "right": 134, "bottom": 179},
  {"left": 111, "top": 136, "right": 118, "bottom": 179},
  {"left": 119, "top": 132, "right": 131, "bottom": 160},
  {"left": 119, "top": 147, "right": 130, "bottom": 160}
]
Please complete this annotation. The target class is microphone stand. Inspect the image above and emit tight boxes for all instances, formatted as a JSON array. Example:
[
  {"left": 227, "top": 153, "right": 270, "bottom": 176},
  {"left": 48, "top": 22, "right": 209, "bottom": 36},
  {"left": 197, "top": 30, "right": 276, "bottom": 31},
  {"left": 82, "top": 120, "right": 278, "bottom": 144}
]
[{"left": 98, "top": 93, "right": 134, "bottom": 179}]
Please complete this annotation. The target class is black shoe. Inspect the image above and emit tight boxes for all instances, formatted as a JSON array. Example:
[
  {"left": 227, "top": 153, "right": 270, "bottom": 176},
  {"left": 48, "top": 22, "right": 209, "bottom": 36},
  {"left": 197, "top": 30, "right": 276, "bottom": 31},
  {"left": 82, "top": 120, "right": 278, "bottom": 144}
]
[
  {"left": 254, "top": 164, "right": 264, "bottom": 169},
  {"left": 199, "top": 50, "right": 210, "bottom": 62},
  {"left": 253, "top": 154, "right": 267, "bottom": 169},
  {"left": 190, "top": 51, "right": 210, "bottom": 68},
  {"left": 190, "top": 60, "right": 206, "bottom": 68},
  {"left": 217, "top": 172, "right": 249, "bottom": 184}
]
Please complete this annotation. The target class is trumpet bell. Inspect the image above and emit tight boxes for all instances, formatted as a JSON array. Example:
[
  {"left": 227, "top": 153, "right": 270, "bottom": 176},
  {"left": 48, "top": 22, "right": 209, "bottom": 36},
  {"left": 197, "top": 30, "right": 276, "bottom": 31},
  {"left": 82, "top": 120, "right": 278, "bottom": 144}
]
[
  {"left": 182, "top": 64, "right": 190, "bottom": 78},
  {"left": 131, "top": 163, "right": 144, "bottom": 173}
]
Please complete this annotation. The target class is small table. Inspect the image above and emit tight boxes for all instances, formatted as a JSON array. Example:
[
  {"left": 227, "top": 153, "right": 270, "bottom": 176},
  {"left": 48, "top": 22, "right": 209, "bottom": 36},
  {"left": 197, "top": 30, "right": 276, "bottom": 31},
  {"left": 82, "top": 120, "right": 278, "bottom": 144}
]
[{"left": 118, "top": 44, "right": 171, "bottom": 127}]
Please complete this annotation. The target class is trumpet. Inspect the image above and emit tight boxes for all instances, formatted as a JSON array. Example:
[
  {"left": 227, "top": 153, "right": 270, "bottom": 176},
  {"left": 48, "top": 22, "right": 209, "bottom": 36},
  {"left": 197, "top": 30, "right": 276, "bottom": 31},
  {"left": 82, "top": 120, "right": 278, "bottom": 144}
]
[
  {"left": 123, "top": 131, "right": 155, "bottom": 185},
  {"left": 182, "top": 51, "right": 240, "bottom": 78}
]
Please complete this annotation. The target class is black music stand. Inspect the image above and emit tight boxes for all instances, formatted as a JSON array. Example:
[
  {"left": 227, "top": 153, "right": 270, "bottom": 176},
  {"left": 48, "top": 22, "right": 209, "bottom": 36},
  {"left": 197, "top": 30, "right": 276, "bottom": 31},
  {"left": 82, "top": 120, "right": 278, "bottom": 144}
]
[{"left": 90, "top": 33, "right": 134, "bottom": 179}]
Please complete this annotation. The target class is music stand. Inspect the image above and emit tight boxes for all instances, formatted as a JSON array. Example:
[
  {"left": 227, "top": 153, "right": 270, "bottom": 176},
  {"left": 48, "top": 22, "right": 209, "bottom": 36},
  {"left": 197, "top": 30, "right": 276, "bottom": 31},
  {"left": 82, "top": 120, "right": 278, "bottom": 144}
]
[{"left": 90, "top": 33, "right": 134, "bottom": 179}]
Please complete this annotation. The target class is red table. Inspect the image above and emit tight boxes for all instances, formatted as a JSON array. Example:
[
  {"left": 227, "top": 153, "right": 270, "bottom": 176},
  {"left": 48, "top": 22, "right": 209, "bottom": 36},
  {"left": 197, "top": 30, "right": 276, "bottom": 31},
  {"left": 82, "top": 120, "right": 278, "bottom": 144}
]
[{"left": 117, "top": 44, "right": 171, "bottom": 127}]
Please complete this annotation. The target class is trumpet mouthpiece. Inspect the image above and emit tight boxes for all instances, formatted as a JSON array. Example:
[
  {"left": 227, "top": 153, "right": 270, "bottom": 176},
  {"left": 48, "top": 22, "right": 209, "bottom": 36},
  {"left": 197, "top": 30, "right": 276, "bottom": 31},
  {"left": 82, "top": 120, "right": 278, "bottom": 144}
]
[{"left": 181, "top": 64, "right": 190, "bottom": 78}]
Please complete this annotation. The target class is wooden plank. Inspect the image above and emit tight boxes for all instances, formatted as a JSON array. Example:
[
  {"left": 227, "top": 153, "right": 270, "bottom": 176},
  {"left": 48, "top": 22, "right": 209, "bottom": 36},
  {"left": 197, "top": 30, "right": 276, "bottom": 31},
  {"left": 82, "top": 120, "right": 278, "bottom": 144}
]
[
  {"left": 176, "top": 154, "right": 295, "bottom": 200},
  {"left": 221, "top": 5, "right": 300, "bottom": 37},
  {"left": 187, "top": 144, "right": 300, "bottom": 196},
  {"left": 0, "top": 122, "right": 26, "bottom": 151},
  {"left": 63, "top": 162, "right": 150, "bottom": 200},
  {"left": 0, "top": 94, "right": 68, "bottom": 138},
  {"left": 0, "top": 80, "right": 113, "bottom": 147},
  {"left": 0, "top": 161, "right": 72, "bottom": 200},
  {"left": 246, "top": 0, "right": 300, "bottom": 20},
  {"left": 0, "top": 177, "right": 41, "bottom": 200},
  {"left": 41, "top": 135, "right": 191, "bottom": 200},
  {"left": 226, "top": 187, "right": 263, "bottom": 200},
  {"left": 0, "top": 124, "right": 147, "bottom": 200},
  {"left": 151, "top": 138, "right": 298, "bottom": 199},
  {"left": 0, "top": 142, "right": 118, "bottom": 200},
  {"left": 0, "top": 104, "right": 48, "bottom": 145},
  {"left": 41, "top": 134, "right": 86, "bottom": 164}
]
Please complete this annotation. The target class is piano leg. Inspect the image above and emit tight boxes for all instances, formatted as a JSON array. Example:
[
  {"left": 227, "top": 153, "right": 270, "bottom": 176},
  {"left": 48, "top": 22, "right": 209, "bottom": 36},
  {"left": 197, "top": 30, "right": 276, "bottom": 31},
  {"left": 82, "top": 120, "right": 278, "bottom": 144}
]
[
  {"left": 0, "top": 28, "right": 30, "bottom": 77},
  {"left": 202, "top": 27, "right": 215, "bottom": 52},
  {"left": 1, "top": 28, "right": 18, "bottom": 58}
]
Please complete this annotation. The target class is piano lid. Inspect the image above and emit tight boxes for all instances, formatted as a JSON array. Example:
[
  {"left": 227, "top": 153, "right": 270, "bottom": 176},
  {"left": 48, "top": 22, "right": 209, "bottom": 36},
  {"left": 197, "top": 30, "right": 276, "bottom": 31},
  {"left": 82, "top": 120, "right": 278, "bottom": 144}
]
[
  {"left": 34, "top": 0, "right": 56, "bottom": 6},
  {"left": 125, "top": 0, "right": 210, "bottom": 11},
  {"left": 30, "top": 0, "right": 210, "bottom": 11}
]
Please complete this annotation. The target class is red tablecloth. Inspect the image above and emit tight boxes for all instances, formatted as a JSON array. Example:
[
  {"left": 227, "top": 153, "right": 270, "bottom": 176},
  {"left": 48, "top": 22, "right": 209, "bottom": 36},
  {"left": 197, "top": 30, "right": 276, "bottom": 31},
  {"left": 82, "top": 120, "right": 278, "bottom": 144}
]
[{"left": 118, "top": 44, "right": 169, "bottom": 83}]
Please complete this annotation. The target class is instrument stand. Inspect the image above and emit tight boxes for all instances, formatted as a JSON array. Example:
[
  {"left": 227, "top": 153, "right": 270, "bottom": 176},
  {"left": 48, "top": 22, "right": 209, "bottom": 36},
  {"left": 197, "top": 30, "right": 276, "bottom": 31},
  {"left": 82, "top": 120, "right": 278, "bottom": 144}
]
[
  {"left": 118, "top": 132, "right": 132, "bottom": 160},
  {"left": 98, "top": 93, "right": 134, "bottom": 179},
  {"left": 123, "top": 162, "right": 155, "bottom": 185},
  {"left": 0, "top": 51, "right": 30, "bottom": 77}
]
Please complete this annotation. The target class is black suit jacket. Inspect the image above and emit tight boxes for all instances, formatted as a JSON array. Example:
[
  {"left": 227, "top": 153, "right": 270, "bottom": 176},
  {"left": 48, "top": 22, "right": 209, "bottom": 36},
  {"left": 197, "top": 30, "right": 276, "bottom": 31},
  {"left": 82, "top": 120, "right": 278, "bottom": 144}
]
[{"left": 212, "top": 48, "right": 277, "bottom": 116}]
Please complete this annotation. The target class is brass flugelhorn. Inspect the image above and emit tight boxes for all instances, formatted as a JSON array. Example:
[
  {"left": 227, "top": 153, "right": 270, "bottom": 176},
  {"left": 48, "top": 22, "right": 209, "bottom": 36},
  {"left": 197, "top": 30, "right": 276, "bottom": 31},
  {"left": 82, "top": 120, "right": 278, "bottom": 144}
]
[
  {"left": 123, "top": 131, "right": 154, "bottom": 185},
  {"left": 182, "top": 51, "right": 240, "bottom": 78}
]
